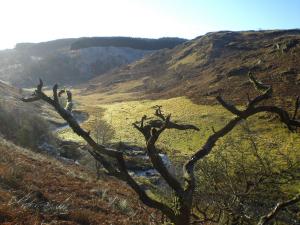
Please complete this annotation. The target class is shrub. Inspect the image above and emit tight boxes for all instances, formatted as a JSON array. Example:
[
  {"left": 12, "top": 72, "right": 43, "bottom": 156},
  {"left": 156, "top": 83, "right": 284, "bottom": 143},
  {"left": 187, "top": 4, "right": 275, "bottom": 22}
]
[{"left": 0, "top": 100, "right": 51, "bottom": 149}]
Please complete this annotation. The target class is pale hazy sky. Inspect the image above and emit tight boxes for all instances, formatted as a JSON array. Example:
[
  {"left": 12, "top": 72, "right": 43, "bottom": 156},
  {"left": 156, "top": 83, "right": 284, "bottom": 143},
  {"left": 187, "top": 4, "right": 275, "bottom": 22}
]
[{"left": 0, "top": 0, "right": 299, "bottom": 50}]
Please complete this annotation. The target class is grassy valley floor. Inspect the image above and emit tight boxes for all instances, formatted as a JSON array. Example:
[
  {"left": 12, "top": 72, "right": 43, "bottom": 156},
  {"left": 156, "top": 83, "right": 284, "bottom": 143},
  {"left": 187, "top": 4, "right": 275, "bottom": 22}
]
[{"left": 58, "top": 95, "right": 300, "bottom": 161}]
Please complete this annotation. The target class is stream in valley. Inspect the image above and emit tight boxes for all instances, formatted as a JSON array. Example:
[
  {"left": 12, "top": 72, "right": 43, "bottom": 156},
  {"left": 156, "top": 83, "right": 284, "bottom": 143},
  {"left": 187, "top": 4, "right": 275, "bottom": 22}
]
[{"left": 49, "top": 111, "right": 173, "bottom": 179}]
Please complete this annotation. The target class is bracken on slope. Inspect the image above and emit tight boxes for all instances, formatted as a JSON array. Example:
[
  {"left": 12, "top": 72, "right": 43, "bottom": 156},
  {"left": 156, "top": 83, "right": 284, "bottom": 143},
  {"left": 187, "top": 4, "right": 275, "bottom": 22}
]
[
  {"left": 84, "top": 30, "right": 300, "bottom": 106},
  {"left": 0, "top": 138, "right": 153, "bottom": 225}
]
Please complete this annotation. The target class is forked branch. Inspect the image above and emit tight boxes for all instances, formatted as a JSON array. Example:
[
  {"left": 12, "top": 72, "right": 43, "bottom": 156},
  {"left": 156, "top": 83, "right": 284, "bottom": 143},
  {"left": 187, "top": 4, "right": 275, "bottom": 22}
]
[
  {"left": 182, "top": 73, "right": 300, "bottom": 214},
  {"left": 185, "top": 73, "right": 300, "bottom": 174},
  {"left": 134, "top": 106, "right": 200, "bottom": 195},
  {"left": 22, "top": 72, "right": 300, "bottom": 224},
  {"left": 22, "top": 80, "right": 176, "bottom": 222}
]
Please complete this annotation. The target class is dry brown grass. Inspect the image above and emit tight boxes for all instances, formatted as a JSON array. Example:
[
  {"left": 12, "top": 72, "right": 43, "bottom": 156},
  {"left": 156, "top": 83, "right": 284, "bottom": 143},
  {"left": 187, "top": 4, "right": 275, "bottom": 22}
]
[
  {"left": 80, "top": 30, "right": 300, "bottom": 106},
  {"left": 0, "top": 138, "right": 152, "bottom": 224}
]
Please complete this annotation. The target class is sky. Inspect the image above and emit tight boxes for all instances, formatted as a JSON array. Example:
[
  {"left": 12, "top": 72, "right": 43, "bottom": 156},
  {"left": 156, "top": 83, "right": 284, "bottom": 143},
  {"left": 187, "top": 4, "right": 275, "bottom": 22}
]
[{"left": 0, "top": 0, "right": 299, "bottom": 50}]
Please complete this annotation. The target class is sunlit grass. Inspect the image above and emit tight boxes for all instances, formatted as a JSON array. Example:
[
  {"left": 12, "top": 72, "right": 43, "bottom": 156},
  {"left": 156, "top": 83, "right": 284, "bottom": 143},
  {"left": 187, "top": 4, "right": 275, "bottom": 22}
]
[
  {"left": 57, "top": 96, "right": 300, "bottom": 165},
  {"left": 55, "top": 94, "right": 300, "bottom": 198},
  {"left": 169, "top": 52, "right": 199, "bottom": 70}
]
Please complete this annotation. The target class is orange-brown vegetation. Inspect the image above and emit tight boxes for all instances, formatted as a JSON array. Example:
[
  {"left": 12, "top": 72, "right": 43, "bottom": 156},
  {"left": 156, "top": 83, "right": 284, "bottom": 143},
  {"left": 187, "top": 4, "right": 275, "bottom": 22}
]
[
  {"left": 0, "top": 139, "right": 153, "bottom": 225},
  {"left": 82, "top": 30, "right": 300, "bottom": 106}
]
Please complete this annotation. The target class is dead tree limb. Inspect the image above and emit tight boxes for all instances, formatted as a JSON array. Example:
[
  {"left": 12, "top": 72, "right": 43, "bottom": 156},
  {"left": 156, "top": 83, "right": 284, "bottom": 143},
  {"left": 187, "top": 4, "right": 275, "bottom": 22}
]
[
  {"left": 22, "top": 72, "right": 300, "bottom": 225},
  {"left": 258, "top": 194, "right": 300, "bottom": 225},
  {"left": 183, "top": 74, "right": 300, "bottom": 190},
  {"left": 133, "top": 107, "right": 199, "bottom": 195},
  {"left": 21, "top": 79, "right": 176, "bottom": 222}
]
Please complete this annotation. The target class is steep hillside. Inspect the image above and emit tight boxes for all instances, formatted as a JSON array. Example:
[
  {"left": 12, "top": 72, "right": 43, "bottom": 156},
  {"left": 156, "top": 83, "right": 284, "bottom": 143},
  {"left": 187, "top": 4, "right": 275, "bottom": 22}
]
[
  {"left": 0, "top": 80, "right": 66, "bottom": 150},
  {"left": 0, "top": 80, "right": 62, "bottom": 124},
  {"left": 1, "top": 31, "right": 299, "bottom": 224},
  {"left": 0, "top": 37, "right": 186, "bottom": 88},
  {"left": 0, "top": 80, "right": 152, "bottom": 224},
  {"left": 83, "top": 30, "right": 300, "bottom": 106},
  {"left": 0, "top": 138, "right": 151, "bottom": 224}
]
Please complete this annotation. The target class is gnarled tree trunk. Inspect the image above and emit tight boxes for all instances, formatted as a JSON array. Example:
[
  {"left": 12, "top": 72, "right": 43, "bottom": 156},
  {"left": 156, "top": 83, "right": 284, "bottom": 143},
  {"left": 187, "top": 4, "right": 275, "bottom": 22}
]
[{"left": 22, "top": 72, "right": 300, "bottom": 224}]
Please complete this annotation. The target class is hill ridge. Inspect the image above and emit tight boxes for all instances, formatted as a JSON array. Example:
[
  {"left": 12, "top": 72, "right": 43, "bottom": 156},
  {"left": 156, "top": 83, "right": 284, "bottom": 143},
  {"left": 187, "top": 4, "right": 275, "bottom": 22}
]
[
  {"left": 82, "top": 29, "right": 300, "bottom": 105},
  {"left": 0, "top": 36, "right": 186, "bottom": 88}
]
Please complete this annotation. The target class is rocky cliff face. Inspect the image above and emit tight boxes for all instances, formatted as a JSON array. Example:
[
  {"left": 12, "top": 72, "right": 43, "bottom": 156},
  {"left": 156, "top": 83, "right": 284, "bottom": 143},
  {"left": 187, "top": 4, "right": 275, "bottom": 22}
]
[
  {"left": 70, "top": 46, "right": 151, "bottom": 80},
  {"left": 0, "top": 45, "right": 150, "bottom": 87},
  {"left": 0, "top": 37, "right": 186, "bottom": 87}
]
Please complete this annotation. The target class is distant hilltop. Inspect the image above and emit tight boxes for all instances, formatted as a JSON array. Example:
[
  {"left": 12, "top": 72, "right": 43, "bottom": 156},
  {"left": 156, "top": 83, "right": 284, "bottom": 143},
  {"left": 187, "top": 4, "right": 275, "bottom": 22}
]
[
  {"left": 82, "top": 29, "right": 300, "bottom": 105},
  {"left": 14, "top": 36, "right": 187, "bottom": 53},
  {"left": 70, "top": 37, "right": 188, "bottom": 50},
  {"left": 0, "top": 36, "right": 187, "bottom": 87}
]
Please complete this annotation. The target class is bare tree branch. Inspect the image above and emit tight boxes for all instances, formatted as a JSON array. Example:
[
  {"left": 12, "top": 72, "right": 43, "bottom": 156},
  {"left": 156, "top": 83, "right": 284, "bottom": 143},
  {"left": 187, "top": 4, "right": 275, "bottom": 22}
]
[
  {"left": 134, "top": 111, "right": 191, "bottom": 194},
  {"left": 22, "top": 80, "right": 176, "bottom": 222},
  {"left": 249, "top": 72, "right": 271, "bottom": 93},
  {"left": 21, "top": 95, "right": 40, "bottom": 102},
  {"left": 258, "top": 194, "right": 300, "bottom": 225},
  {"left": 185, "top": 76, "right": 300, "bottom": 174},
  {"left": 58, "top": 88, "right": 73, "bottom": 111},
  {"left": 216, "top": 96, "right": 243, "bottom": 116},
  {"left": 22, "top": 71, "right": 300, "bottom": 225},
  {"left": 292, "top": 96, "right": 300, "bottom": 120},
  {"left": 182, "top": 74, "right": 300, "bottom": 220}
]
